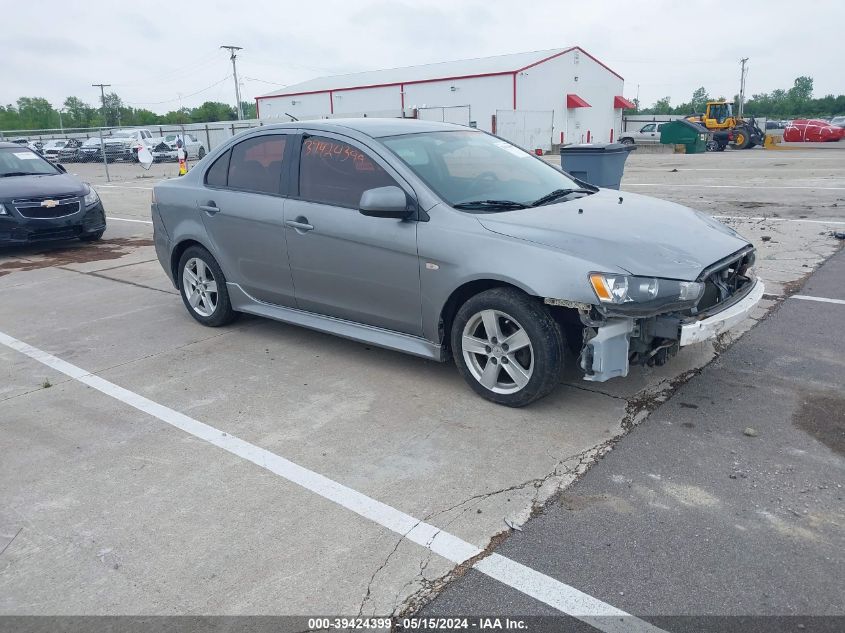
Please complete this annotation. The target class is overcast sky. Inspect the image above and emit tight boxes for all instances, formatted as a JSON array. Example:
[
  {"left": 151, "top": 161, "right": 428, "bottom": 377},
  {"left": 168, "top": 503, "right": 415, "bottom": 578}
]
[{"left": 2, "top": 0, "right": 843, "bottom": 113}]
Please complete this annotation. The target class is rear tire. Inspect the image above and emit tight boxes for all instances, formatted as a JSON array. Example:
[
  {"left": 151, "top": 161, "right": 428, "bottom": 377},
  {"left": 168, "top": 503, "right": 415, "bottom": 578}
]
[
  {"left": 177, "top": 246, "right": 237, "bottom": 327},
  {"left": 198, "top": 146, "right": 206, "bottom": 159},
  {"left": 451, "top": 287, "right": 565, "bottom": 407}
]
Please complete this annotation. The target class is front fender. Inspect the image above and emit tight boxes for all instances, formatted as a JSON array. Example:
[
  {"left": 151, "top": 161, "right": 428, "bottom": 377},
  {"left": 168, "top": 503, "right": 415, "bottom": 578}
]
[{"left": 417, "top": 206, "right": 622, "bottom": 342}]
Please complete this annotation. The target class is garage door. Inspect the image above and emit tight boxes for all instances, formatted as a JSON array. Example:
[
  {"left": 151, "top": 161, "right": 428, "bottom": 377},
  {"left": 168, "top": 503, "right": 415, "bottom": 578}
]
[{"left": 418, "top": 105, "right": 471, "bottom": 126}]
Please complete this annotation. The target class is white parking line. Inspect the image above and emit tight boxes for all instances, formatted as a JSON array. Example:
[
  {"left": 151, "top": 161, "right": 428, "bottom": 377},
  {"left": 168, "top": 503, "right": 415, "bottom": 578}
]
[
  {"left": 714, "top": 215, "right": 845, "bottom": 226},
  {"left": 107, "top": 216, "right": 153, "bottom": 225},
  {"left": 0, "top": 330, "right": 663, "bottom": 633},
  {"left": 625, "top": 183, "right": 845, "bottom": 190},
  {"left": 631, "top": 167, "right": 845, "bottom": 171},
  {"left": 97, "top": 184, "right": 156, "bottom": 190},
  {"left": 791, "top": 294, "right": 845, "bottom": 305}
]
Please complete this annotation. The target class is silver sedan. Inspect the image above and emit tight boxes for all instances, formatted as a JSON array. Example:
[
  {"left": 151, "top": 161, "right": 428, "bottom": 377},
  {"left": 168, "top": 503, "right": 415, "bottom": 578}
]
[{"left": 152, "top": 119, "right": 762, "bottom": 406}]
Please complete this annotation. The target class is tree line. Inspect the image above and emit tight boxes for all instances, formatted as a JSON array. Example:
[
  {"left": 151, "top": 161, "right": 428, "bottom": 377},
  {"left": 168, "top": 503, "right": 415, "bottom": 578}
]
[
  {"left": 0, "top": 92, "right": 257, "bottom": 132},
  {"left": 628, "top": 77, "right": 844, "bottom": 119}
]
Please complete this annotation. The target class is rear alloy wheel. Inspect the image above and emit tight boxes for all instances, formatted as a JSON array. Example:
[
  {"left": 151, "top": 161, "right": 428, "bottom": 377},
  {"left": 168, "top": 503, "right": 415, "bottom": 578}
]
[
  {"left": 178, "top": 246, "right": 237, "bottom": 327},
  {"left": 452, "top": 287, "right": 565, "bottom": 407}
]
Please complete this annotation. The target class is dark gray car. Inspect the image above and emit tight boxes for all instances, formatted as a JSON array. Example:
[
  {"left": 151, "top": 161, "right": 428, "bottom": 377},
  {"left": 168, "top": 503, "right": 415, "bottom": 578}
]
[{"left": 152, "top": 119, "right": 763, "bottom": 406}]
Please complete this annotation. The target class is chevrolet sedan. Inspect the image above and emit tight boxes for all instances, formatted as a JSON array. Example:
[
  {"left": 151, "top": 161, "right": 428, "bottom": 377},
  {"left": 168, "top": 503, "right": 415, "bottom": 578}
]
[
  {"left": 152, "top": 119, "right": 762, "bottom": 406},
  {"left": 0, "top": 142, "right": 106, "bottom": 245}
]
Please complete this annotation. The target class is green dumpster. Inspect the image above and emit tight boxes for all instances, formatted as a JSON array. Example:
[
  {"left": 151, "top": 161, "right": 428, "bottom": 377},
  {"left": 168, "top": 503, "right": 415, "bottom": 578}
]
[{"left": 659, "top": 119, "right": 708, "bottom": 153}]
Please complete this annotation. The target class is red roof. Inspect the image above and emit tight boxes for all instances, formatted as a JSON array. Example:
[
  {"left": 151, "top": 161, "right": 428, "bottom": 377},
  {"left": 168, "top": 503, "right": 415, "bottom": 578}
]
[
  {"left": 567, "top": 94, "right": 591, "bottom": 108},
  {"left": 614, "top": 95, "right": 637, "bottom": 109}
]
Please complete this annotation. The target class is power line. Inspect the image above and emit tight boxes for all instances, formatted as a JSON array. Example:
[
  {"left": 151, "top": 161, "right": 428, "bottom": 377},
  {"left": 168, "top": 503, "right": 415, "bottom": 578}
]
[
  {"left": 242, "top": 76, "right": 289, "bottom": 86},
  {"left": 112, "top": 53, "right": 226, "bottom": 88},
  {"left": 123, "top": 75, "right": 233, "bottom": 107}
]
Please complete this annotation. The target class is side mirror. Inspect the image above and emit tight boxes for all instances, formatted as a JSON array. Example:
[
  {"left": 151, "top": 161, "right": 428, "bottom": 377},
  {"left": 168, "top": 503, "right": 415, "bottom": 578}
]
[
  {"left": 359, "top": 186, "right": 412, "bottom": 219},
  {"left": 55, "top": 163, "right": 67, "bottom": 173}
]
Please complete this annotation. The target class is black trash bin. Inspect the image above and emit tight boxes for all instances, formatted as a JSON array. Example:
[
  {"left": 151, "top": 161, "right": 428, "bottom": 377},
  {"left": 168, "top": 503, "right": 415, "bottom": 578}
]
[{"left": 559, "top": 142, "right": 636, "bottom": 189}]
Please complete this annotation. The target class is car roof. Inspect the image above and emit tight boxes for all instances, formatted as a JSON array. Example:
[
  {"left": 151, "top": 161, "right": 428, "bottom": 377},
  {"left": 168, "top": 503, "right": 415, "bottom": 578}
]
[{"left": 258, "top": 117, "right": 475, "bottom": 138}]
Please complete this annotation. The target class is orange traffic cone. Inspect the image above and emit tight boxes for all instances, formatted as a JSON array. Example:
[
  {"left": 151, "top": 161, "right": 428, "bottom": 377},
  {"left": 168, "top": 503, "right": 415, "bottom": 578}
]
[{"left": 177, "top": 147, "right": 187, "bottom": 176}]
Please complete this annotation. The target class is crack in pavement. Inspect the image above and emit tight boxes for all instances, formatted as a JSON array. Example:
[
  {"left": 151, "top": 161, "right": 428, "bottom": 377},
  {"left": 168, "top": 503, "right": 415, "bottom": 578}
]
[
  {"left": 356, "top": 440, "right": 613, "bottom": 618},
  {"left": 369, "top": 343, "right": 764, "bottom": 617},
  {"left": 560, "top": 381, "right": 629, "bottom": 401},
  {"left": 57, "top": 266, "right": 176, "bottom": 295}
]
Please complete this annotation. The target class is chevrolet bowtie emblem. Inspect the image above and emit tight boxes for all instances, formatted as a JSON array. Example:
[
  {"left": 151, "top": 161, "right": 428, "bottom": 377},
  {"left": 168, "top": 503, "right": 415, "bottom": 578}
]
[{"left": 41, "top": 199, "right": 58, "bottom": 208}]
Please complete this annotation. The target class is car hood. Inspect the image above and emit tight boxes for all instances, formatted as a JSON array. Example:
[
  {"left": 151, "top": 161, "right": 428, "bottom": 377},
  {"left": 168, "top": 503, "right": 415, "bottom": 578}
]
[
  {"left": 0, "top": 173, "right": 87, "bottom": 201},
  {"left": 477, "top": 189, "right": 750, "bottom": 281}
]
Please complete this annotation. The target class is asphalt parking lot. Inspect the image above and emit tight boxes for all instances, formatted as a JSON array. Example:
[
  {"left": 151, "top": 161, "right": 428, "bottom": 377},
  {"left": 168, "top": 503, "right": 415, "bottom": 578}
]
[{"left": 1, "top": 147, "right": 843, "bottom": 626}]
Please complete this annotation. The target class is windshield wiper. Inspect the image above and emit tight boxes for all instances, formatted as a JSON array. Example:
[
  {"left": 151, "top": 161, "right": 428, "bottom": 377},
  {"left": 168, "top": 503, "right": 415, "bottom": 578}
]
[
  {"left": 0, "top": 172, "right": 42, "bottom": 177},
  {"left": 453, "top": 199, "right": 529, "bottom": 210},
  {"left": 530, "top": 188, "right": 595, "bottom": 207}
]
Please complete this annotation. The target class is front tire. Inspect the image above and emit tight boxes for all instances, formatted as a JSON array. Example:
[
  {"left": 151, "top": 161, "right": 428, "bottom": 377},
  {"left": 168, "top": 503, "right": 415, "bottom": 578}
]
[
  {"left": 177, "top": 246, "right": 237, "bottom": 327},
  {"left": 619, "top": 137, "right": 634, "bottom": 145},
  {"left": 451, "top": 287, "right": 565, "bottom": 407}
]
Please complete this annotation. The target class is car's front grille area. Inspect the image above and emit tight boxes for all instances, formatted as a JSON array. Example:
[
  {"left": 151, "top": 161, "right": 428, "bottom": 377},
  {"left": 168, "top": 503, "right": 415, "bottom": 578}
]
[
  {"left": 695, "top": 248, "right": 756, "bottom": 314},
  {"left": 24, "top": 226, "right": 83, "bottom": 241},
  {"left": 13, "top": 196, "right": 81, "bottom": 219}
]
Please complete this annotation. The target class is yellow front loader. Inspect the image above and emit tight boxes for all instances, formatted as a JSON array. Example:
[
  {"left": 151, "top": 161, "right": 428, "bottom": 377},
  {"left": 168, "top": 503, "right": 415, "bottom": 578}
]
[{"left": 685, "top": 101, "right": 764, "bottom": 150}]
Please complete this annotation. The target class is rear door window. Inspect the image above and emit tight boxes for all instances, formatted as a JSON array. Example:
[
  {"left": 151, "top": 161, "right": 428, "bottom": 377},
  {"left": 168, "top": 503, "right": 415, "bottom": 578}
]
[
  {"left": 226, "top": 135, "right": 287, "bottom": 195},
  {"left": 205, "top": 149, "right": 231, "bottom": 187},
  {"left": 298, "top": 136, "right": 396, "bottom": 208}
]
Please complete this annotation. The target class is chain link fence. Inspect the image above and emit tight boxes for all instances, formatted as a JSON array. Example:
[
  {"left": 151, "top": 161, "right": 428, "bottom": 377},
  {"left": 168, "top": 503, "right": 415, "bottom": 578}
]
[{"left": 0, "top": 120, "right": 265, "bottom": 181}]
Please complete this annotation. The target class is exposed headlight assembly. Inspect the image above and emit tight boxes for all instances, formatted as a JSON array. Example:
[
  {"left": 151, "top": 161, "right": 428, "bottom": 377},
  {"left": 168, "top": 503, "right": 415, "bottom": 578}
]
[
  {"left": 84, "top": 187, "right": 100, "bottom": 207},
  {"left": 589, "top": 273, "right": 704, "bottom": 314}
]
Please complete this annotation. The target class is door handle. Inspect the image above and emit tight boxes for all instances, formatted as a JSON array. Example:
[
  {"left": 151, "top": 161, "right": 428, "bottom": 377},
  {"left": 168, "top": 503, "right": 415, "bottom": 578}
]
[
  {"left": 285, "top": 219, "right": 314, "bottom": 232},
  {"left": 199, "top": 201, "right": 220, "bottom": 215}
]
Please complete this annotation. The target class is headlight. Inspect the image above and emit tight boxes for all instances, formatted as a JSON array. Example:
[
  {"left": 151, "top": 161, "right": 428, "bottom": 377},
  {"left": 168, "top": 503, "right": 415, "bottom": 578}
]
[
  {"left": 84, "top": 187, "right": 100, "bottom": 207},
  {"left": 589, "top": 273, "right": 703, "bottom": 313},
  {"left": 0, "top": 203, "right": 8, "bottom": 216}
]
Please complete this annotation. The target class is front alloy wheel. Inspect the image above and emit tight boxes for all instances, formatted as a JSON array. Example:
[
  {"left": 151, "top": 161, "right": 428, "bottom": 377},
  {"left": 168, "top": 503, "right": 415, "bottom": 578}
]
[
  {"left": 452, "top": 287, "right": 565, "bottom": 407},
  {"left": 462, "top": 310, "right": 534, "bottom": 394}
]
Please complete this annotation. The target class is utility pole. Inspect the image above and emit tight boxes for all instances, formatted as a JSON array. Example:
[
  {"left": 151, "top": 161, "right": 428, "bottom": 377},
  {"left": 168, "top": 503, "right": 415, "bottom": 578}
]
[
  {"left": 738, "top": 58, "right": 749, "bottom": 119},
  {"left": 92, "top": 83, "right": 111, "bottom": 182},
  {"left": 93, "top": 83, "right": 111, "bottom": 123},
  {"left": 221, "top": 45, "right": 244, "bottom": 120}
]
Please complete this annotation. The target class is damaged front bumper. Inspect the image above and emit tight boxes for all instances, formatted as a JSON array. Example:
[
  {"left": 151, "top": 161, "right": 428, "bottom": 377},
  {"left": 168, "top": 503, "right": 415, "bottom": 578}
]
[
  {"left": 579, "top": 276, "right": 764, "bottom": 382},
  {"left": 679, "top": 277, "right": 765, "bottom": 346}
]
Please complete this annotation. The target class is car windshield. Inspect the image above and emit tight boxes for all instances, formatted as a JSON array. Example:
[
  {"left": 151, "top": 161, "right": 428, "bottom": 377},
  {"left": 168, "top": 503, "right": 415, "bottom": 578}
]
[
  {"left": 381, "top": 130, "right": 584, "bottom": 209},
  {"left": 0, "top": 147, "right": 58, "bottom": 176},
  {"left": 83, "top": 138, "right": 102, "bottom": 147},
  {"left": 111, "top": 132, "right": 134, "bottom": 139}
]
